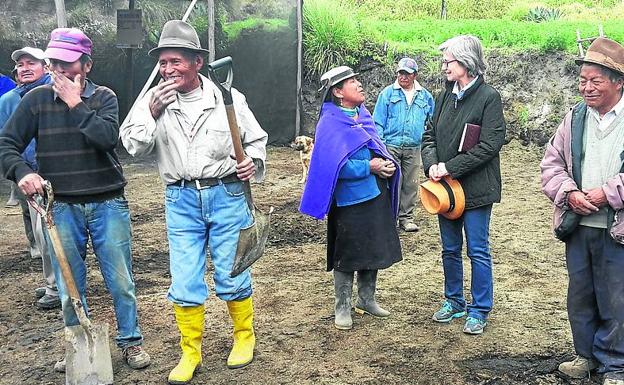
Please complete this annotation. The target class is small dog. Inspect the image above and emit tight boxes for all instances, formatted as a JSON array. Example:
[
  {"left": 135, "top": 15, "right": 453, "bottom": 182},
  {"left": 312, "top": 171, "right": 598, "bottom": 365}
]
[{"left": 291, "top": 135, "right": 314, "bottom": 184}]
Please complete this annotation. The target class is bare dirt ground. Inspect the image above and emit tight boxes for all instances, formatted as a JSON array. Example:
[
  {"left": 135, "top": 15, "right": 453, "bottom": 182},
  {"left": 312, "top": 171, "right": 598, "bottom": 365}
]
[{"left": 0, "top": 141, "right": 602, "bottom": 385}]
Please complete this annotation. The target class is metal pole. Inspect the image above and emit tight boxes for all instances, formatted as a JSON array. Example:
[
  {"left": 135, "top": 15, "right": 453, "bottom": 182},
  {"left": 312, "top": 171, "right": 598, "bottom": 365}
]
[
  {"left": 125, "top": 0, "right": 136, "bottom": 118},
  {"left": 295, "top": 0, "right": 302, "bottom": 137},
  {"left": 120, "top": 0, "right": 198, "bottom": 129},
  {"left": 207, "top": 0, "right": 215, "bottom": 62},
  {"left": 54, "top": 0, "right": 67, "bottom": 27}
]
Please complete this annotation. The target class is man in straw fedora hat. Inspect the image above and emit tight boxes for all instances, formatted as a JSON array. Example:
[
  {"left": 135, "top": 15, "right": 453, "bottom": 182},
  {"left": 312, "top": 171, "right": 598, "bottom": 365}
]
[
  {"left": 541, "top": 37, "right": 624, "bottom": 385},
  {"left": 120, "top": 20, "right": 267, "bottom": 384}
]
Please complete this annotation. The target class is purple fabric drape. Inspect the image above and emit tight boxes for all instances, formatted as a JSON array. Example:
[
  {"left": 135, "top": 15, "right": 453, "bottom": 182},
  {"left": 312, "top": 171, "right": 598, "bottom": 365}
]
[{"left": 299, "top": 102, "right": 400, "bottom": 220}]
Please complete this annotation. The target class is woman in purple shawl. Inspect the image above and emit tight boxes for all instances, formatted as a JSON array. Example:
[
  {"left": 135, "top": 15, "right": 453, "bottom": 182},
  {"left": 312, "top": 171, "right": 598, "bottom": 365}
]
[{"left": 299, "top": 66, "right": 402, "bottom": 330}]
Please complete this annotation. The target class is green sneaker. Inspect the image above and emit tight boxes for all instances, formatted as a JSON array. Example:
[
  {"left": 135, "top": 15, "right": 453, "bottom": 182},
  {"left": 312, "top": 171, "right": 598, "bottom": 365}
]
[
  {"left": 432, "top": 301, "right": 466, "bottom": 323},
  {"left": 463, "top": 316, "right": 487, "bottom": 335}
]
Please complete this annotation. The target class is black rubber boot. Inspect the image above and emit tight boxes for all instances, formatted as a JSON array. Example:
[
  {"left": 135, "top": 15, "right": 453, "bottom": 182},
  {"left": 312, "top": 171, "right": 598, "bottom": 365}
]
[
  {"left": 333, "top": 270, "right": 354, "bottom": 330},
  {"left": 354, "top": 270, "right": 390, "bottom": 317}
]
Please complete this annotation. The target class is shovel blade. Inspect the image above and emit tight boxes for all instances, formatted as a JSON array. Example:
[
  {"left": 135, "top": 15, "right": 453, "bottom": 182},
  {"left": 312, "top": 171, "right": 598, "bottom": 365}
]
[
  {"left": 230, "top": 207, "right": 273, "bottom": 277},
  {"left": 65, "top": 323, "right": 113, "bottom": 385}
]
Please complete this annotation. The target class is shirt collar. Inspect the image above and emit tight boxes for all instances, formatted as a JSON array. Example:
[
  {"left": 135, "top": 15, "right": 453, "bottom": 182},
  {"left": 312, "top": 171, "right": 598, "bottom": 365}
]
[
  {"left": 452, "top": 76, "right": 479, "bottom": 100},
  {"left": 393, "top": 79, "right": 423, "bottom": 91},
  {"left": 53, "top": 78, "right": 96, "bottom": 100}
]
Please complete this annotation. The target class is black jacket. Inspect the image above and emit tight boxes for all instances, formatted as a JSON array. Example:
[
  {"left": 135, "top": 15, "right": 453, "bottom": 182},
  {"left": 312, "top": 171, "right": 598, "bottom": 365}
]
[{"left": 421, "top": 77, "right": 506, "bottom": 209}]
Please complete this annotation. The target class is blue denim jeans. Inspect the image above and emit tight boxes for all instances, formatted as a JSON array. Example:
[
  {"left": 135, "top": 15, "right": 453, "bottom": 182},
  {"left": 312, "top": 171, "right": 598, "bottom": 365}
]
[
  {"left": 566, "top": 226, "right": 624, "bottom": 378},
  {"left": 438, "top": 204, "right": 493, "bottom": 321},
  {"left": 165, "top": 180, "right": 253, "bottom": 306},
  {"left": 45, "top": 197, "right": 143, "bottom": 348}
]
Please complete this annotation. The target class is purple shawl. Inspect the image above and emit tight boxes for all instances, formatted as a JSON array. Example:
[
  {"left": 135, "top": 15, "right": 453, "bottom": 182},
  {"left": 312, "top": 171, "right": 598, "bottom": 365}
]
[{"left": 299, "top": 102, "right": 401, "bottom": 220}]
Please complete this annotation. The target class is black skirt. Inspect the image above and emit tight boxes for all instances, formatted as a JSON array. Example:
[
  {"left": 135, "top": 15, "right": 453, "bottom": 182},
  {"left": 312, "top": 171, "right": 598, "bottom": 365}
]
[{"left": 326, "top": 176, "right": 402, "bottom": 272}]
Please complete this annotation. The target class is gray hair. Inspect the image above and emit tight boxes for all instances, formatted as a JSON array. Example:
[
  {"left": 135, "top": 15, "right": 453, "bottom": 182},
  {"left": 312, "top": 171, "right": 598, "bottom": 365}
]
[{"left": 439, "top": 35, "right": 486, "bottom": 77}]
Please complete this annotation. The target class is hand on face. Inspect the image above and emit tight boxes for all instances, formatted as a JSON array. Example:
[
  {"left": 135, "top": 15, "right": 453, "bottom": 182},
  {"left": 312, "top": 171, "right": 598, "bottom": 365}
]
[
  {"left": 149, "top": 79, "right": 178, "bottom": 119},
  {"left": 51, "top": 71, "right": 83, "bottom": 108}
]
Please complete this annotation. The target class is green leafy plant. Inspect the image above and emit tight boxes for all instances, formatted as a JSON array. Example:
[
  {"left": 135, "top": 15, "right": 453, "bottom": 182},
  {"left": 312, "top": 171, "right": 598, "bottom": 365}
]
[{"left": 525, "top": 6, "right": 564, "bottom": 22}]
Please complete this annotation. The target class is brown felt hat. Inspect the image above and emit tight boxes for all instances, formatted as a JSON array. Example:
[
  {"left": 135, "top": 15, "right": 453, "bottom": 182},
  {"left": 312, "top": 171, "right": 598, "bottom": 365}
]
[
  {"left": 419, "top": 176, "right": 465, "bottom": 220},
  {"left": 149, "top": 20, "right": 209, "bottom": 57},
  {"left": 575, "top": 37, "right": 624, "bottom": 75}
]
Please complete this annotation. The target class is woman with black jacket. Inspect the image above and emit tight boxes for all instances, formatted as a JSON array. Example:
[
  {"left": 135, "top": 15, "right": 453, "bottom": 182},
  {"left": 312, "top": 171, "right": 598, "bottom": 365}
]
[{"left": 421, "top": 35, "right": 506, "bottom": 335}]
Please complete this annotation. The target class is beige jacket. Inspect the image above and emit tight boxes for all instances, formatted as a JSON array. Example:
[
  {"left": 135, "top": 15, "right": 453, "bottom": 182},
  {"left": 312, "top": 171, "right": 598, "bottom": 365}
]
[{"left": 120, "top": 74, "right": 268, "bottom": 184}]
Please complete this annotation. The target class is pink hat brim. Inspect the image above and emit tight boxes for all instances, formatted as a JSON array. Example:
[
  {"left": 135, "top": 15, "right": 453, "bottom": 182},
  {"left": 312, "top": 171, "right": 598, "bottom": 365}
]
[{"left": 44, "top": 47, "right": 83, "bottom": 63}]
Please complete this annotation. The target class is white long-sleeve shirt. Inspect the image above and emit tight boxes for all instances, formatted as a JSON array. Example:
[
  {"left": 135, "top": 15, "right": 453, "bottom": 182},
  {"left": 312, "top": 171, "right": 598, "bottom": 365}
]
[{"left": 120, "top": 74, "right": 268, "bottom": 184}]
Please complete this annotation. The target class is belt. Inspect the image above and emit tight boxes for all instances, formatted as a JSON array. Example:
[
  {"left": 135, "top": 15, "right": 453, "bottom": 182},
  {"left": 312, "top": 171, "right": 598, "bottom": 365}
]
[{"left": 169, "top": 173, "right": 239, "bottom": 189}]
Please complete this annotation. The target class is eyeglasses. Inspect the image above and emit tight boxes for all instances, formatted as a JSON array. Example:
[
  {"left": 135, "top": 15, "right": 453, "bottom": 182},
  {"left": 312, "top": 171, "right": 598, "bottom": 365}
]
[{"left": 441, "top": 59, "right": 458, "bottom": 67}]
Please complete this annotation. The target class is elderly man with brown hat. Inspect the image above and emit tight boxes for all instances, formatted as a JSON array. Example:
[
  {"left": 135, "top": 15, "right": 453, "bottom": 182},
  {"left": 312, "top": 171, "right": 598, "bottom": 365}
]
[
  {"left": 121, "top": 20, "right": 267, "bottom": 384},
  {"left": 541, "top": 37, "right": 624, "bottom": 385}
]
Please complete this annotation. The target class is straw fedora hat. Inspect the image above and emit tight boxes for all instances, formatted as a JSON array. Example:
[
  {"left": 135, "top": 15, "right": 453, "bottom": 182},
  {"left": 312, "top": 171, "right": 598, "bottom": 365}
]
[
  {"left": 149, "top": 20, "right": 209, "bottom": 57},
  {"left": 419, "top": 176, "right": 465, "bottom": 220},
  {"left": 575, "top": 37, "right": 624, "bottom": 75}
]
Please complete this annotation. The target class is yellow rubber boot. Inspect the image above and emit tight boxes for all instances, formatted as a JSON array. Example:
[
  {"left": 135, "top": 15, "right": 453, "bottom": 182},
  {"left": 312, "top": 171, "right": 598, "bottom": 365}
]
[
  {"left": 226, "top": 297, "right": 255, "bottom": 369},
  {"left": 168, "top": 304, "right": 205, "bottom": 385}
]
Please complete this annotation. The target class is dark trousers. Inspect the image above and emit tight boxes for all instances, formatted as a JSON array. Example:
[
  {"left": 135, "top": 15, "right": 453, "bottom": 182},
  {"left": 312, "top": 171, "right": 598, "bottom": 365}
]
[{"left": 566, "top": 226, "right": 624, "bottom": 378}]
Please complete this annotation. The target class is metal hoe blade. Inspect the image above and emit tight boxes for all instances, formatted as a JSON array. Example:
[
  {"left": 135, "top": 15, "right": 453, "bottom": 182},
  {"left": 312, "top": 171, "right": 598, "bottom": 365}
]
[
  {"left": 230, "top": 204, "right": 273, "bottom": 277},
  {"left": 65, "top": 322, "right": 113, "bottom": 385}
]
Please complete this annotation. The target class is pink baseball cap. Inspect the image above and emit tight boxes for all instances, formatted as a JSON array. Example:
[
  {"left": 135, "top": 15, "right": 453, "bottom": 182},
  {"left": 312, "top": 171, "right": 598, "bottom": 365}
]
[{"left": 44, "top": 28, "right": 92, "bottom": 63}]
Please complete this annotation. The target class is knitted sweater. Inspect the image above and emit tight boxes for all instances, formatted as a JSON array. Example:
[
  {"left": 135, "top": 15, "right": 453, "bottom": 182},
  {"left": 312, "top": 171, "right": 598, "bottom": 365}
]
[{"left": 0, "top": 80, "right": 126, "bottom": 203}]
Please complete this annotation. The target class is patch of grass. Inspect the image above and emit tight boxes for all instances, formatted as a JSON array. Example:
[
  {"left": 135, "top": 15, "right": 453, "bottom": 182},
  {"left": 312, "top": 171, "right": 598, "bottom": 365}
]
[
  {"left": 303, "top": 0, "right": 370, "bottom": 75},
  {"left": 223, "top": 18, "right": 288, "bottom": 41},
  {"left": 369, "top": 19, "right": 624, "bottom": 55}
]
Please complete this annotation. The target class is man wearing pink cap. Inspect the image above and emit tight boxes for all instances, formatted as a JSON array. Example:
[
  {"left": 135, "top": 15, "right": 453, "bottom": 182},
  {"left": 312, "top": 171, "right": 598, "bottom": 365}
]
[{"left": 0, "top": 27, "right": 150, "bottom": 372}]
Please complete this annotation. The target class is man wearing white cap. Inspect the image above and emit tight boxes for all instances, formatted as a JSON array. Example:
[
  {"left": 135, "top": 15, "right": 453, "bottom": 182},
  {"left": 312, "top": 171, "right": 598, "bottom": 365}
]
[
  {"left": 0, "top": 46, "right": 59, "bottom": 309},
  {"left": 0, "top": 27, "right": 150, "bottom": 372},
  {"left": 373, "top": 57, "right": 434, "bottom": 232}
]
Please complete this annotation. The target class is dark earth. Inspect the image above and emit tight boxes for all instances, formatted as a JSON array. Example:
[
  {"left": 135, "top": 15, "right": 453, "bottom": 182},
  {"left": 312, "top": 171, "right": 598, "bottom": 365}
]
[{"left": 0, "top": 143, "right": 604, "bottom": 384}]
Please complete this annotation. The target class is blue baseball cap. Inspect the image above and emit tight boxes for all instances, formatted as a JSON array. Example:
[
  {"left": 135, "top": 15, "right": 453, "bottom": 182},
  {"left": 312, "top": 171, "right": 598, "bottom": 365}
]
[{"left": 396, "top": 57, "right": 418, "bottom": 73}]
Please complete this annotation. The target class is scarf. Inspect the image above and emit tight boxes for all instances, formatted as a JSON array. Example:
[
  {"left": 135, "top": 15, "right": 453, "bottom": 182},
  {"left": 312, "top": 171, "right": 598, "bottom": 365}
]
[
  {"left": 299, "top": 102, "right": 400, "bottom": 220},
  {"left": 16, "top": 73, "right": 52, "bottom": 97}
]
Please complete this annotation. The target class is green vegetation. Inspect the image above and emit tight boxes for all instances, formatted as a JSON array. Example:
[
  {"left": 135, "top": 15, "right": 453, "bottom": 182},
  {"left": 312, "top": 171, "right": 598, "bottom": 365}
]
[
  {"left": 303, "top": 0, "right": 624, "bottom": 74},
  {"left": 223, "top": 18, "right": 289, "bottom": 41}
]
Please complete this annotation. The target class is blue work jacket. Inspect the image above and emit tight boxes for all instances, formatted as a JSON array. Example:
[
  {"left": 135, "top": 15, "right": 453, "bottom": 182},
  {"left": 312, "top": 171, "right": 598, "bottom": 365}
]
[
  {"left": 373, "top": 81, "right": 434, "bottom": 147},
  {"left": 334, "top": 145, "right": 380, "bottom": 207}
]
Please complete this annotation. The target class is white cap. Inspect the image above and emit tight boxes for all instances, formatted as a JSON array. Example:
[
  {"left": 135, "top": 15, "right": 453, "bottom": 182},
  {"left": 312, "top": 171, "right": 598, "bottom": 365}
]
[
  {"left": 319, "top": 66, "right": 359, "bottom": 102},
  {"left": 11, "top": 47, "right": 46, "bottom": 62}
]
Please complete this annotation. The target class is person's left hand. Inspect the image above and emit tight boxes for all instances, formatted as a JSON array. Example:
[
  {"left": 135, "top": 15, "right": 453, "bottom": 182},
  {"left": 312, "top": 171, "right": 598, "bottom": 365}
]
[
  {"left": 52, "top": 72, "right": 83, "bottom": 109},
  {"left": 585, "top": 187, "right": 608, "bottom": 208},
  {"left": 235, "top": 156, "right": 256, "bottom": 181}
]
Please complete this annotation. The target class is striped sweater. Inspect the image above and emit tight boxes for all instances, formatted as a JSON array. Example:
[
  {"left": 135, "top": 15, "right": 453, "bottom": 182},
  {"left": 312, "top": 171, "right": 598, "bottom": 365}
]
[{"left": 0, "top": 79, "right": 126, "bottom": 203}]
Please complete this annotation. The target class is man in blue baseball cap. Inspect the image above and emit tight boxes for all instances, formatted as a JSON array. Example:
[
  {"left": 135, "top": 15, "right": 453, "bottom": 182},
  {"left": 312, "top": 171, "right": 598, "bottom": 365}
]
[{"left": 373, "top": 57, "right": 435, "bottom": 232}]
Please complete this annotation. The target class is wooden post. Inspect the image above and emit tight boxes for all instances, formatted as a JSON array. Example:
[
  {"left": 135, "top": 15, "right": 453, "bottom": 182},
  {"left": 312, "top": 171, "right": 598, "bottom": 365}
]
[
  {"left": 440, "top": 0, "right": 447, "bottom": 20},
  {"left": 295, "top": 0, "right": 302, "bottom": 137},
  {"left": 54, "top": 0, "right": 67, "bottom": 27},
  {"left": 207, "top": 0, "right": 215, "bottom": 62}
]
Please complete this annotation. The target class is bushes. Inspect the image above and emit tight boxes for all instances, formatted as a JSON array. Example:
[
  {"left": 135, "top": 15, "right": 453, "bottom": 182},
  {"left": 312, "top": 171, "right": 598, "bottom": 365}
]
[{"left": 303, "top": 0, "right": 368, "bottom": 75}]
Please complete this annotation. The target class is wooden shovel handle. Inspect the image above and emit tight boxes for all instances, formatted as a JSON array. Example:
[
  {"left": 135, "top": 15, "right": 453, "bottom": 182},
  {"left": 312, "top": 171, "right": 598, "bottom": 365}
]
[
  {"left": 226, "top": 104, "right": 246, "bottom": 163},
  {"left": 47, "top": 225, "right": 81, "bottom": 300}
]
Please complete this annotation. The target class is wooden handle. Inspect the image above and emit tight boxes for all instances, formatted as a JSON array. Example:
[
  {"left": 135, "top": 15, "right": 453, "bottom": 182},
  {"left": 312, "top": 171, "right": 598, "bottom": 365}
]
[
  {"left": 47, "top": 225, "right": 81, "bottom": 301},
  {"left": 226, "top": 105, "right": 246, "bottom": 163}
]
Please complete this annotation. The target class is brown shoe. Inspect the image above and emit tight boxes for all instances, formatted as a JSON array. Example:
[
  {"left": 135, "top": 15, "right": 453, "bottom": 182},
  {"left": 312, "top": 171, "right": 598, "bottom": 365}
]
[
  {"left": 558, "top": 355, "right": 598, "bottom": 378},
  {"left": 123, "top": 345, "right": 151, "bottom": 369}
]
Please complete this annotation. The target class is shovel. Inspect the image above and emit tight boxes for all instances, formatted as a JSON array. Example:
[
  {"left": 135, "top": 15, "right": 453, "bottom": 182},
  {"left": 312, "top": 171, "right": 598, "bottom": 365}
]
[
  {"left": 207, "top": 56, "right": 273, "bottom": 278},
  {"left": 29, "top": 181, "right": 113, "bottom": 385}
]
